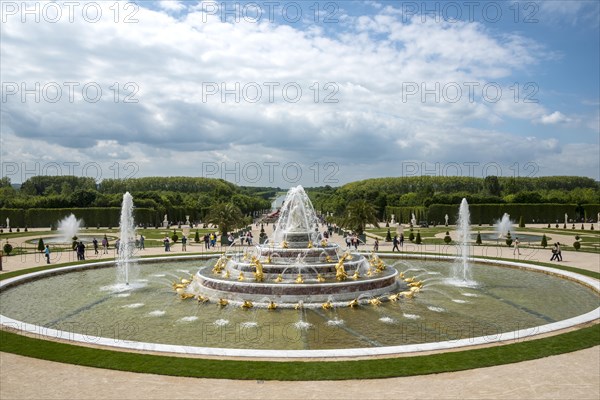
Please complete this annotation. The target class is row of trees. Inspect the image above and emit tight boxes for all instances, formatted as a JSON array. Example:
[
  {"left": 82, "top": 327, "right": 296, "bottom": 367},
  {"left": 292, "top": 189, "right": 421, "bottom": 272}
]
[
  {"left": 0, "top": 176, "right": 272, "bottom": 222},
  {"left": 308, "top": 176, "right": 599, "bottom": 220}
]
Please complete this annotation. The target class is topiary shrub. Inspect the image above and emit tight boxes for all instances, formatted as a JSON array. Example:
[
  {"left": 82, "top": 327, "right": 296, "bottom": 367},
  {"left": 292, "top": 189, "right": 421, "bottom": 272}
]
[
  {"left": 444, "top": 231, "right": 452, "bottom": 244},
  {"left": 37, "top": 238, "right": 45, "bottom": 252},
  {"left": 547, "top": 223, "right": 551, "bottom": 228},
  {"left": 385, "top": 229, "right": 392, "bottom": 242},
  {"left": 415, "top": 232, "right": 422, "bottom": 245},
  {"left": 72, "top": 236, "right": 78, "bottom": 250},
  {"left": 519, "top": 216, "right": 525, "bottom": 228},
  {"left": 541, "top": 234, "right": 547, "bottom": 248},
  {"left": 171, "top": 230, "right": 179, "bottom": 243},
  {"left": 581, "top": 224, "right": 585, "bottom": 230},
  {"left": 194, "top": 230, "right": 200, "bottom": 243},
  {"left": 3, "top": 243, "right": 13, "bottom": 256},
  {"left": 475, "top": 232, "right": 482, "bottom": 245},
  {"left": 505, "top": 231, "right": 513, "bottom": 247},
  {"left": 573, "top": 241, "right": 581, "bottom": 251},
  {"left": 409, "top": 231, "right": 415, "bottom": 242}
]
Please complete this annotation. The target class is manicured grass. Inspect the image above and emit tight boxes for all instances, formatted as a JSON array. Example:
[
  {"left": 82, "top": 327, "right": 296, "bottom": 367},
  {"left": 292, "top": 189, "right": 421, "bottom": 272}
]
[{"left": 1, "top": 324, "right": 598, "bottom": 380}]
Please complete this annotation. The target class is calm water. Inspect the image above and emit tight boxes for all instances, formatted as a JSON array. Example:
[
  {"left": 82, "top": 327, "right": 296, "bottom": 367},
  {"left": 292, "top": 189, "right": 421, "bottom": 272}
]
[{"left": 1, "top": 259, "right": 597, "bottom": 350}]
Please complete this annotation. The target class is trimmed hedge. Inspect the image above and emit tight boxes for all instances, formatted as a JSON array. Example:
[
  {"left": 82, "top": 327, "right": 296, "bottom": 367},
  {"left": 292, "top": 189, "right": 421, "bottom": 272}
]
[{"left": 0, "top": 208, "right": 156, "bottom": 228}]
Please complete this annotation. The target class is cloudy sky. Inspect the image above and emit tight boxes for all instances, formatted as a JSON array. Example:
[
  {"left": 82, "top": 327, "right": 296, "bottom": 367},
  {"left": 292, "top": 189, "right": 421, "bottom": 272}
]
[{"left": 1, "top": 0, "right": 599, "bottom": 187}]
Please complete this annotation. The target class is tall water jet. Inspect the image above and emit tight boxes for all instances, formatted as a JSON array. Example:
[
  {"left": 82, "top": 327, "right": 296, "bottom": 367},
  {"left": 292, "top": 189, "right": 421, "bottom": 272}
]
[
  {"left": 452, "top": 198, "right": 474, "bottom": 285},
  {"left": 117, "top": 192, "right": 136, "bottom": 285},
  {"left": 271, "top": 186, "right": 319, "bottom": 247},
  {"left": 57, "top": 214, "right": 82, "bottom": 242},
  {"left": 495, "top": 213, "right": 512, "bottom": 238}
]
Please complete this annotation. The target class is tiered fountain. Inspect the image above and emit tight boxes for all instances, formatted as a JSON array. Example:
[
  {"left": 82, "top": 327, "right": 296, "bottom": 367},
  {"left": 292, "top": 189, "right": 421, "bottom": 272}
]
[{"left": 179, "top": 186, "right": 411, "bottom": 307}]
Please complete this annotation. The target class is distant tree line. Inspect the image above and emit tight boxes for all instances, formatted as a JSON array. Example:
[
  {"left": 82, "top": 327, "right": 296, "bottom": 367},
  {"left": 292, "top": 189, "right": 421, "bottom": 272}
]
[
  {"left": 306, "top": 176, "right": 600, "bottom": 222},
  {"left": 0, "top": 176, "right": 273, "bottom": 227}
]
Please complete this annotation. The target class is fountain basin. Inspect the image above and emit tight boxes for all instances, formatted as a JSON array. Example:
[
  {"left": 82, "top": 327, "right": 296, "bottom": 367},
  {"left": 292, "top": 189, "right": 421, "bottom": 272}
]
[{"left": 1, "top": 254, "right": 598, "bottom": 358}]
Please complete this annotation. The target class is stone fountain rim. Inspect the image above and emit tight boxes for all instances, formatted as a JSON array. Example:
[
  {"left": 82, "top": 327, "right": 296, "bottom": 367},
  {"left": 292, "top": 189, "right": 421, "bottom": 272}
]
[{"left": 0, "top": 254, "right": 598, "bottom": 359}]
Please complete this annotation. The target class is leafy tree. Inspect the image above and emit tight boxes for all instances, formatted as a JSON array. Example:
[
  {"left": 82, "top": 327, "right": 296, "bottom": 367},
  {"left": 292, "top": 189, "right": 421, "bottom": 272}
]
[
  {"left": 340, "top": 200, "right": 379, "bottom": 235},
  {"left": 206, "top": 203, "right": 244, "bottom": 236},
  {"left": 483, "top": 176, "right": 501, "bottom": 197}
]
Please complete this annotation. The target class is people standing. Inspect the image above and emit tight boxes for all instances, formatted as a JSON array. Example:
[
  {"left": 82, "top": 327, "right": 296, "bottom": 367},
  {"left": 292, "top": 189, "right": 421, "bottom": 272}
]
[
  {"left": 139, "top": 234, "right": 145, "bottom": 250},
  {"left": 513, "top": 237, "right": 521, "bottom": 255},
  {"left": 102, "top": 235, "right": 109, "bottom": 254},
  {"left": 181, "top": 235, "right": 187, "bottom": 251},
  {"left": 399, "top": 233, "right": 404, "bottom": 247},
  {"left": 163, "top": 236, "right": 170, "bottom": 252},
  {"left": 204, "top": 233, "right": 210, "bottom": 249},
  {"left": 115, "top": 238, "right": 120, "bottom": 255},
  {"left": 373, "top": 238, "right": 379, "bottom": 251},
  {"left": 44, "top": 244, "right": 51, "bottom": 264},
  {"left": 345, "top": 235, "right": 351, "bottom": 249},
  {"left": 92, "top": 238, "right": 99, "bottom": 255}
]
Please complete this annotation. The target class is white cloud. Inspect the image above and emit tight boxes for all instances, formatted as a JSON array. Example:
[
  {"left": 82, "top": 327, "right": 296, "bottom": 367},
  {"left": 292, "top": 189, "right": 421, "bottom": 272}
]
[
  {"left": 539, "top": 111, "right": 571, "bottom": 125},
  {"left": 0, "top": 2, "right": 597, "bottom": 184}
]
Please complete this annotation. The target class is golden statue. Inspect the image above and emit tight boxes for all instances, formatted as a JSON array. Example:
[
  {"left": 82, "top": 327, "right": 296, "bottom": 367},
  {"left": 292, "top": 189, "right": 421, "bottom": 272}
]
[
  {"left": 295, "top": 273, "right": 304, "bottom": 284},
  {"left": 238, "top": 272, "right": 245, "bottom": 281},
  {"left": 325, "top": 255, "right": 333, "bottom": 263},
  {"left": 307, "top": 241, "right": 313, "bottom": 248},
  {"left": 241, "top": 300, "right": 253, "bottom": 309},
  {"left": 179, "top": 292, "right": 195, "bottom": 300},
  {"left": 322, "top": 300, "right": 333, "bottom": 310},
  {"left": 335, "top": 253, "right": 349, "bottom": 281},
  {"left": 251, "top": 256, "right": 264, "bottom": 282},
  {"left": 369, "top": 298, "right": 382, "bottom": 306},
  {"left": 267, "top": 301, "right": 277, "bottom": 310},
  {"left": 281, "top": 241, "right": 288, "bottom": 248},
  {"left": 294, "top": 302, "right": 303, "bottom": 310},
  {"left": 348, "top": 299, "right": 359, "bottom": 308},
  {"left": 217, "top": 298, "right": 229, "bottom": 307},
  {"left": 197, "top": 295, "right": 209, "bottom": 303},
  {"left": 351, "top": 270, "right": 360, "bottom": 280},
  {"left": 316, "top": 273, "right": 325, "bottom": 283},
  {"left": 212, "top": 255, "right": 229, "bottom": 274},
  {"left": 320, "top": 239, "right": 328, "bottom": 247},
  {"left": 274, "top": 274, "right": 283, "bottom": 283},
  {"left": 388, "top": 293, "right": 401, "bottom": 302}
]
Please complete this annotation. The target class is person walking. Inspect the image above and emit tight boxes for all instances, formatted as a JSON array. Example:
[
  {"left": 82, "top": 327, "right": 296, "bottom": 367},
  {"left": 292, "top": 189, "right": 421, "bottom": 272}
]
[
  {"left": 139, "top": 234, "right": 145, "bottom": 250},
  {"left": 373, "top": 238, "right": 379, "bottom": 251},
  {"left": 550, "top": 243, "right": 559, "bottom": 261},
  {"left": 399, "top": 233, "right": 404, "bottom": 247},
  {"left": 556, "top": 242, "right": 562, "bottom": 261},
  {"left": 92, "top": 238, "right": 99, "bottom": 255},
  {"left": 392, "top": 235, "right": 400, "bottom": 252},
  {"left": 513, "top": 237, "right": 521, "bottom": 255}
]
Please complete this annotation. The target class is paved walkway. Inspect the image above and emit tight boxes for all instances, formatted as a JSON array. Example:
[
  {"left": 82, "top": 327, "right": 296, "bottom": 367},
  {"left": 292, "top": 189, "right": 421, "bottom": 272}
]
[{"left": 1, "top": 225, "right": 599, "bottom": 399}]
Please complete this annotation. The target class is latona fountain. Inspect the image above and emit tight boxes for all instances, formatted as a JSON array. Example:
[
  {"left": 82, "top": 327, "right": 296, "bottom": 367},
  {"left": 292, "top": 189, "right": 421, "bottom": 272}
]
[{"left": 177, "top": 186, "right": 415, "bottom": 307}]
